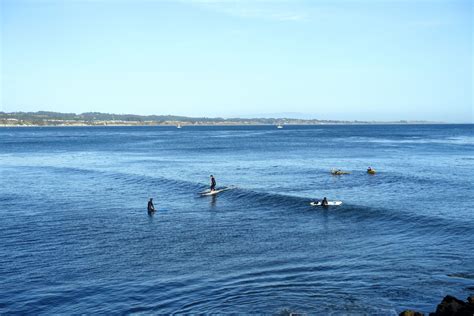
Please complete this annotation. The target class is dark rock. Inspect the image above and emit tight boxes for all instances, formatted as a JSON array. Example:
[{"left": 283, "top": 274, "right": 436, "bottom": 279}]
[
  {"left": 434, "top": 295, "right": 465, "bottom": 315},
  {"left": 468, "top": 296, "right": 474, "bottom": 304},
  {"left": 428, "top": 295, "right": 474, "bottom": 316},
  {"left": 399, "top": 310, "right": 424, "bottom": 316}
]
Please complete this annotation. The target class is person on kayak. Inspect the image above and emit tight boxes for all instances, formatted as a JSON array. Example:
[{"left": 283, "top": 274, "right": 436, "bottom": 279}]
[
  {"left": 321, "top": 197, "right": 329, "bottom": 206},
  {"left": 147, "top": 198, "right": 155, "bottom": 213},
  {"left": 210, "top": 175, "right": 216, "bottom": 191}
]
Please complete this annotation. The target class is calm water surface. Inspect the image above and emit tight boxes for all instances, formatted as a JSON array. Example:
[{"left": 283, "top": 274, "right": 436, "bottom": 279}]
[{"left": 1, "top": 124, "right": 473, "bottom": 314}]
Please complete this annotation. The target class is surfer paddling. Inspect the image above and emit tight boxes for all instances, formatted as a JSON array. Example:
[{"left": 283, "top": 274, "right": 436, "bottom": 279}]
[{"left": 210, "top": 175, "right": 216, "bottom": 192}]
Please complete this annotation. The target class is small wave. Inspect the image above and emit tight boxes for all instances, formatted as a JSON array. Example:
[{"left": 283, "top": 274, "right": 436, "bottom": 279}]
[
  {"left": 447, "top": 273, "right": 474, "bottom": 280},
  {"left": 13, "top": 165, "right": 474, "bottom": 236},
  {"left": 339, "top": 135, "right": 474, "bottom": 146},
  {"left": 225, "top": 188, "right": 311, "bottom": 209}
]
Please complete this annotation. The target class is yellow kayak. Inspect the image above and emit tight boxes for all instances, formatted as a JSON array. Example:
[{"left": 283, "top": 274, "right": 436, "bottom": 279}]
[{"left": 367, "top": 169, "right": 376, "bottom": 174}]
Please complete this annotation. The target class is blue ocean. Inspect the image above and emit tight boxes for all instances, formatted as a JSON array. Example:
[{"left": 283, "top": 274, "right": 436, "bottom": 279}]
[{"left": 1, "top": 124, "right": 473, "bottom": 314}]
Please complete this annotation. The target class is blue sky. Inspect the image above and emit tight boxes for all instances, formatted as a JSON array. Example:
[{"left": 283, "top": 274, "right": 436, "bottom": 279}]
[{"left": 0, "top": 0, "right": 472, "bottom": 122}]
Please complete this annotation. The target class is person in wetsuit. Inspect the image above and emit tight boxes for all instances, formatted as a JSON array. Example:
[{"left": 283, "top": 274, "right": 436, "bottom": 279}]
[
  {"left": 147, "top": 198, "right": 155, "bottom": 213},
  {"left": 321, "top": 197, "right": 329, "bottom": 206},
  {"left": 210, "top": 175, "right": 216, "bottom": 191}
]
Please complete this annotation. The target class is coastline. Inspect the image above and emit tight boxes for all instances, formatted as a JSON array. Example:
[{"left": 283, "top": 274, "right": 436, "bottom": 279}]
[
  {"left": 0, "top": 111, "right": 445, "bottom": 127},
  {"left": 0, "top": 121, "right": 449, "bottom": 128},
  {"left": 0, "top": 123, "right": 450, "bottom": 127}
]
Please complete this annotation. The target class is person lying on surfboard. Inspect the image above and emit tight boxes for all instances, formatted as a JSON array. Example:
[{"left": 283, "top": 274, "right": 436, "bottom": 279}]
[
  {"left": 147, "top": 198, "right": 155, "bottom": 213},
  {"left": 210, "top": 175, "right": 216, "bottom": 191}
]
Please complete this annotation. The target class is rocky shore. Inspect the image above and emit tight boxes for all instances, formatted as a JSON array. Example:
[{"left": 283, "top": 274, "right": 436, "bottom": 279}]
[{"left": 400, "top": 295, "right": 474, "bottom": 316}]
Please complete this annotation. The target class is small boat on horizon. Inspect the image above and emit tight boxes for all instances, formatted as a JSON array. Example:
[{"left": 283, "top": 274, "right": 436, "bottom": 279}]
[
  {"left": 177, "top": 124, "right": 182, "bottom": 129},
  {"left": 277, "top": 124, "right": 283, "bottom": 129}
]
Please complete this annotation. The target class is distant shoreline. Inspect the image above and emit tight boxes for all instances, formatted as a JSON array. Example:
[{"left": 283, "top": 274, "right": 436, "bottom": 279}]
[
  {"left": 0, "top": 121, "right": 453, "bottom": 128},
  {"left": 0, "top": 111, "right": 446, "bottom": 127},
  {"left": 1, "top": 122, "right": 459, "bottom": 128}
]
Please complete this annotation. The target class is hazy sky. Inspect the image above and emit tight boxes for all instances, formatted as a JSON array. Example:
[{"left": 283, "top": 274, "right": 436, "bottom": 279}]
[{"left": 1, "top": 0, "right": 472, "bottom": 122}]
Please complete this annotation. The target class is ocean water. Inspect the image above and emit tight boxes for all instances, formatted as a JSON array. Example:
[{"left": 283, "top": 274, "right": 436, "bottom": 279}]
[{"left": 1, "top": 124, "right": 473, "bottom": 315}]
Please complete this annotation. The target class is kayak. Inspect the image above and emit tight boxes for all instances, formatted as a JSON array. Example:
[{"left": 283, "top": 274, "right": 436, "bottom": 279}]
[{"left": 367, "top": 169, "right": 376, "bottom": 174}]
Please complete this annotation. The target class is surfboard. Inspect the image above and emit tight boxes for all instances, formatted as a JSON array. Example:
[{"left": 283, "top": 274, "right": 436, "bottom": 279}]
[
  {"left": 148, "top": 209, "right": 168, "bottom": 212},
  {"left": 331, "top": 171, "right": 350, "bottom": 175},
  {"left": 310, "top": 201, "right": 343, "bottom": 206},
  {"left": 199, "top": 187, "right": 231, "bottom": 196}
]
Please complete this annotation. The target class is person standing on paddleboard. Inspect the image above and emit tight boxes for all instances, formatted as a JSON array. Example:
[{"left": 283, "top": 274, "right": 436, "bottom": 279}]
[{"left": 210, "top": 175, "right": 216, "bottom": 191}]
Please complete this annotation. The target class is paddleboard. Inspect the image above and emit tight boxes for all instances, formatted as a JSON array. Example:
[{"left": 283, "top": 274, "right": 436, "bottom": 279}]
[
  {"left": 199, "top": 187, "right": 231, "bottom": 196},
  {"left": 310, "top": 201, "right": 342, "bottom": 206}
]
